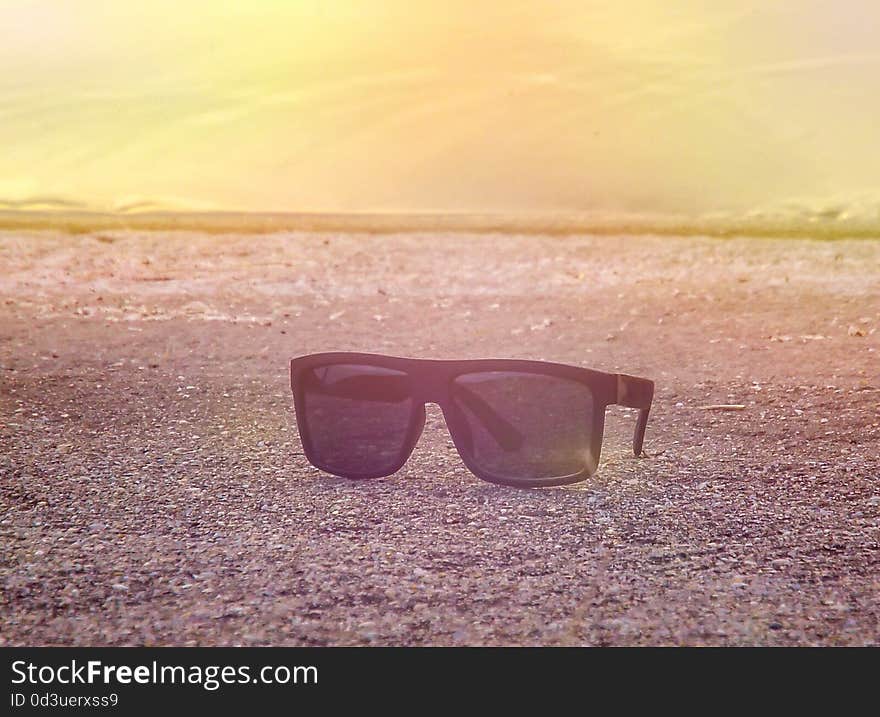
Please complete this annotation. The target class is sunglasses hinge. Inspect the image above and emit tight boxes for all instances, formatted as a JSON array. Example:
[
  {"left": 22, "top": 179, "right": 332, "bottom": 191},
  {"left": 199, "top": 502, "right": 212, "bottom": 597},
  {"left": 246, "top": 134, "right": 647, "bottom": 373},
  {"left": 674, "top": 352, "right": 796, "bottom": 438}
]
[{"left": 616, "top": 374, "right": 628, "bottom": 404}]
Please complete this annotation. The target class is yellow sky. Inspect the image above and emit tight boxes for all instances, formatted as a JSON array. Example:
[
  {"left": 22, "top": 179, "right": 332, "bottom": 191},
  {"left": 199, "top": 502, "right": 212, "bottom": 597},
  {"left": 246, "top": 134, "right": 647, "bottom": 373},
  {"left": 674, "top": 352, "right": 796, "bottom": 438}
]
[{"left": 2, "top": 1, "right": 879, "bottom": 215}]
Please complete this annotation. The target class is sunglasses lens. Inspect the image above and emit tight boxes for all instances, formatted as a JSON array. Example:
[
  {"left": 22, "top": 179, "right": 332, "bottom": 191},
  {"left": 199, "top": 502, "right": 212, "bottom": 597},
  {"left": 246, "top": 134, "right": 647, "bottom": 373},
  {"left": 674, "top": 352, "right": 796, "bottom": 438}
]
[
  {"left": 299, "top": 364, "right": 415, "bottom": 477},
  {"left": 451, "top": 371, "right": 594, "bottom": 482}
]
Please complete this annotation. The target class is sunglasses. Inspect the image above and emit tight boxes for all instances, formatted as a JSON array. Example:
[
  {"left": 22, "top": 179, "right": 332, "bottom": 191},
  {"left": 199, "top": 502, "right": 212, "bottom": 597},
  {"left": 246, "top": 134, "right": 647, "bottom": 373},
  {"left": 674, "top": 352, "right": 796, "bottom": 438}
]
[{"left": 289, "top": 353, "right": 654, "bottom": 488}]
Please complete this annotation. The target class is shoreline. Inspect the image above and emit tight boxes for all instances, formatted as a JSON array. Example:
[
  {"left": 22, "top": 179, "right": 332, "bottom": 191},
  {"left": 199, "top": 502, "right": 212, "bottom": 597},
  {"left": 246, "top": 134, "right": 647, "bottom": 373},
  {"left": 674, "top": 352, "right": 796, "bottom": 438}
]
[{"left": 2, "top": 209, "right": 880, "bottom": 240}]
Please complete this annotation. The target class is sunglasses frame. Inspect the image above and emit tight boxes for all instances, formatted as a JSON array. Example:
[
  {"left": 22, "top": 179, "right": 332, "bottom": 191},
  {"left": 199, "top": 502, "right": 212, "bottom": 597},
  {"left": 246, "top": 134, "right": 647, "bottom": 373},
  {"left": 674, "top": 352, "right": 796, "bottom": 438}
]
[{"left": 290, "top": 352, "right": 654, "bottom": 488}]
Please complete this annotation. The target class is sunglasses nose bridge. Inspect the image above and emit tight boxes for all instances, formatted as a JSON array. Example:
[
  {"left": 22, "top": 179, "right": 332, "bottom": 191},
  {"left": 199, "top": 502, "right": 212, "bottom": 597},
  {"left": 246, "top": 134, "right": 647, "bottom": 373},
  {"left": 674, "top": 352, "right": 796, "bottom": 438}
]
[{"left": 412, "top": 373, "right": 450, "bottom": 406}]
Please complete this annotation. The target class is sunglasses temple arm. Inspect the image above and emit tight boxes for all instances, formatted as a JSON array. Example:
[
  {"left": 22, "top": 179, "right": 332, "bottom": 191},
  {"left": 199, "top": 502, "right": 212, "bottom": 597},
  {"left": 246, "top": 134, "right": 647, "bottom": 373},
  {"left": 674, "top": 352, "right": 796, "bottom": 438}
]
[
  {"left": 453, "top": 387, "right": 525, "bottom": 451},
  {"left": 615, "top": 374, "right": 655, "bottom": 457}
]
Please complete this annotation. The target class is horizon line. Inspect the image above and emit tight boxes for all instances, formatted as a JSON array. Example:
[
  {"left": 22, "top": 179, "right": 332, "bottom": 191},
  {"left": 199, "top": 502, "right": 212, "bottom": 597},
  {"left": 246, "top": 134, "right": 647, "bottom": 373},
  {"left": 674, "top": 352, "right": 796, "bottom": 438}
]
[{"left": 1, "top": 208, "right": 878, "bottom": 240}]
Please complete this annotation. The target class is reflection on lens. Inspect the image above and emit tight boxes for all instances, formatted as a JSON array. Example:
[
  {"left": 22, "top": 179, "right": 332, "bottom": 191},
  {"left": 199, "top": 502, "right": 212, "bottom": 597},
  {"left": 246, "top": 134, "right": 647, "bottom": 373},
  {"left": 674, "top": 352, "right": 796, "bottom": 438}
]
[
  {"left": 452, "top": 371, "right": 594, "bottom": 481},
  {"left": 301, "top": 364, "right": 414, "bottom": 477}
]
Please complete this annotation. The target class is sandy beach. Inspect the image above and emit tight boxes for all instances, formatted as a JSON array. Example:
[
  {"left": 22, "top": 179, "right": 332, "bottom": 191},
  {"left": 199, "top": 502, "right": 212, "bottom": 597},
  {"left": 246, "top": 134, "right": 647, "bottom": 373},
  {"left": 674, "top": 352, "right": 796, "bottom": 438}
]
[{"left": 1, "top": 229, "right": 878, "bottom": 645}]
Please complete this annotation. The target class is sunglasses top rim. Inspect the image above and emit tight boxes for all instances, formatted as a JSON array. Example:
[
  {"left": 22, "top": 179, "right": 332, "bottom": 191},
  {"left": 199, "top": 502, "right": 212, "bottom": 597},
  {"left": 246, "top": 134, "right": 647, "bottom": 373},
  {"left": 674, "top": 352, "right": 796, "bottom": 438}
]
[{"left": 289, "top": 351, "right": 652, "bottom": 390}]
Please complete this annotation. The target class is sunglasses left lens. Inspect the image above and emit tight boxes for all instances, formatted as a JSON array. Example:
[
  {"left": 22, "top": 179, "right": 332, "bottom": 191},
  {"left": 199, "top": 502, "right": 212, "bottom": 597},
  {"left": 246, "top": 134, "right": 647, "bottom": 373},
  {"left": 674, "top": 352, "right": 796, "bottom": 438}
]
[
  {"left": 450, "top": 371, "right": 595, "bottom": 483},
  {"left": 298, "top": 364, "right": 415, "bottom": 478}
]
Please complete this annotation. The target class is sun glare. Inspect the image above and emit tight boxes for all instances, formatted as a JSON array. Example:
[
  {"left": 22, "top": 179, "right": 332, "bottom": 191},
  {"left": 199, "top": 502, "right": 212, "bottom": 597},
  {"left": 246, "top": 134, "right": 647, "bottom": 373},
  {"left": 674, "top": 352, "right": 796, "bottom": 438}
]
[{"left": 1, "top": 1, "right": 879, "bottom": 218}]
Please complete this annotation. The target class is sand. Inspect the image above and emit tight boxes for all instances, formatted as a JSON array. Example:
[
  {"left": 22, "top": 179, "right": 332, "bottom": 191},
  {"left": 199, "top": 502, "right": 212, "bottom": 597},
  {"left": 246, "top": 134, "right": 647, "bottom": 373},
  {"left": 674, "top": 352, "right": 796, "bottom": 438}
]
[{"left": 1, "top": 229, "right": 878, "bottom": 645}]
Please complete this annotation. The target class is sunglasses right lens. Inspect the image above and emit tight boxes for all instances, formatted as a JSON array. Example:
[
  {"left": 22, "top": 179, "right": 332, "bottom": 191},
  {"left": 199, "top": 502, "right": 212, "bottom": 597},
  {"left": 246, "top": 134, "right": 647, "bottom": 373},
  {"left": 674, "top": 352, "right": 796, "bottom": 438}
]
[
  {"left": 299, "top": 364, "right": 415, "bottom": 477},
  {"left": 451, "top": 371, "right": 595, "bottom": 482}
]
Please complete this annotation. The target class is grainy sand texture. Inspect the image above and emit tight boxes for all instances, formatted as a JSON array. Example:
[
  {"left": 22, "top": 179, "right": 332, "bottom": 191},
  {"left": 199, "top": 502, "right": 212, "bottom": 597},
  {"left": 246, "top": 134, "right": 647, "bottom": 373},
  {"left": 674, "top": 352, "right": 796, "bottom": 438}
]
[{"left": 1, "top": 230, "right": 878, "bottom": 645}]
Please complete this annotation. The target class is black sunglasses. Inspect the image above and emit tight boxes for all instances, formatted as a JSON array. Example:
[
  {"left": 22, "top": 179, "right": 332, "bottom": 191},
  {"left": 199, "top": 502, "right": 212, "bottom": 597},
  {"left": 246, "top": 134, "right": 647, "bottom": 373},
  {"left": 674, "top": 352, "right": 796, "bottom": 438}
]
[{"left": 289, "top": 353, "right": 654, "bottom": 488}]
